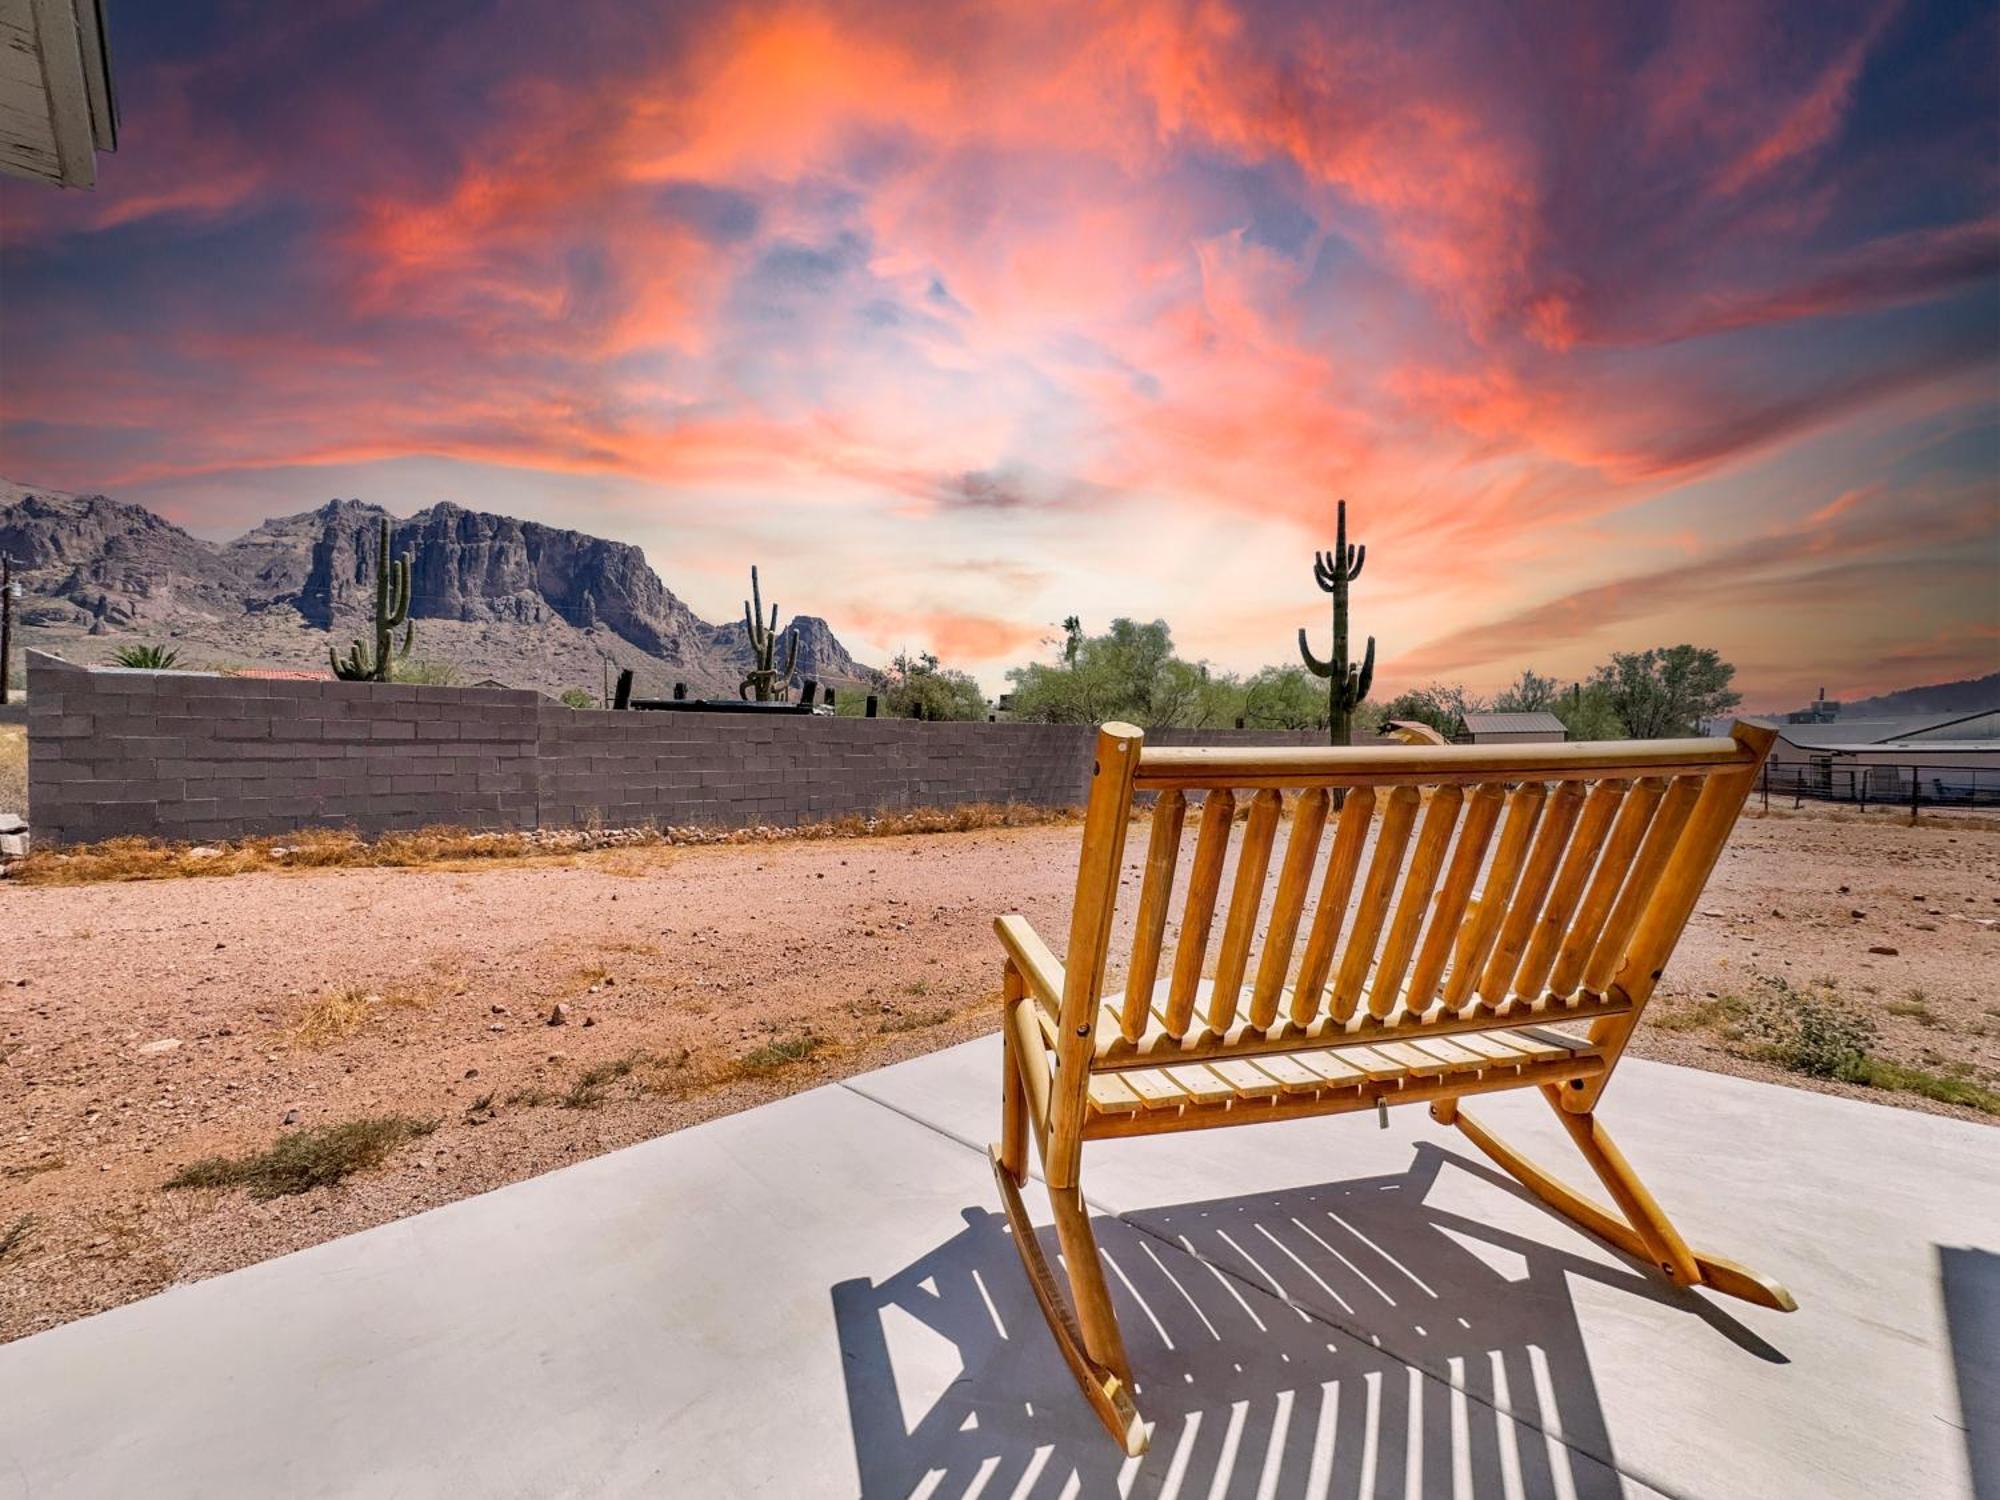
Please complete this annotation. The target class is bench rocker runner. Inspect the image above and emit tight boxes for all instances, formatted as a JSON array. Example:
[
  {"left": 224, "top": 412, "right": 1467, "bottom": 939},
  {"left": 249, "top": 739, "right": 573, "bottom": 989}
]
[{"left": 989, "top": 721, "right": 1792, "bottom": 1454}]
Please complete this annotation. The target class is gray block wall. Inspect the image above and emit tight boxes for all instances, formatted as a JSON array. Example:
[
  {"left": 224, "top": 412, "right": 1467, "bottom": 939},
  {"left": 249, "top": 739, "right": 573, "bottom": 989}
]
[{"left": 26, "top": 652, "right": 1323, "bottom": 846}]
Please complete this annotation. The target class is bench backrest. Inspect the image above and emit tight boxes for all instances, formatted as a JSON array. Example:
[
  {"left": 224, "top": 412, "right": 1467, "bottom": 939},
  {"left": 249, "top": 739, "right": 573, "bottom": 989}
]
[{"left": 1053, "top": 722, "right": 1776, "bottom": 1067}]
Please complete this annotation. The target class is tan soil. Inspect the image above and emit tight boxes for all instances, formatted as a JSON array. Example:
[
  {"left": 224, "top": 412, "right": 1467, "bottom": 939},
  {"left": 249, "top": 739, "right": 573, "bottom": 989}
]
[{"left": 1, "top": 806, "right": 1995, "bottom": 1344}]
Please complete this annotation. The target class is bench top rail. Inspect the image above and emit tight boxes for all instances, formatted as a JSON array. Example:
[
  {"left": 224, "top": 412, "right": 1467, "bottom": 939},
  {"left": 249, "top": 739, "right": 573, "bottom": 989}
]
[{"left": 1132, "top": 735, "right": 1752, "bottom": 790}]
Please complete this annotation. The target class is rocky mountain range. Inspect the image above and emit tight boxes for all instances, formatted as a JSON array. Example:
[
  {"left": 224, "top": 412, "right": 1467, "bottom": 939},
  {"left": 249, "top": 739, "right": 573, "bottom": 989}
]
[
  {"left": 1841, "top": 673, "right": 2000, "bottom": 719},
  {"left": 0, "top": 480, "right": 868, "bottom": 699}
]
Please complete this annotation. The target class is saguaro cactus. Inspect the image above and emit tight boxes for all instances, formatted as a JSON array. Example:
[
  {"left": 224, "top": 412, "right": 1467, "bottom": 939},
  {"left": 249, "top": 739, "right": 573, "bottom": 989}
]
[
  {"left": 330, "top": 516, "right": 413, "bottom": 682},
  {"left": 738, "top": 564, "right": 798, "bottom": 701},
  {"left": 1297, "top": 499, "right": 1375, "bottom": 745}
]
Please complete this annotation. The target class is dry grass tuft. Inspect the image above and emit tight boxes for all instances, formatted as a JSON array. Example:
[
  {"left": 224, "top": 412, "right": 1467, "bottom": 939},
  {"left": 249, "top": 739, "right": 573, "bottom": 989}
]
[
  {"left": 164, "top": 1115, "right": 438, "bottom": 1199},
  {"left": 2, "top": 1155, "right": 67, "bottom": 1182},
  {"left": 0, "top": 724, "right": 25, "bottom": 815},
  {"left": 878, "top": 1006, "right": 956, "bottom": 1034},
  {"left": 284, "top": 984, "right": 428, "bottom": 1050},
  {"left": 0, "top": 1214, "right": 35, "bottom": 1262},
  {"left": 737, "top": 1033, "right": 823, "bottom": 1073},
  {"left": 561, "top": 1051, "right": 647, "bottom": 1109},
  {"left": 499, "top": 1050, "right": 677, "bottom": 1111},
  {"left": 4, "top": 803, "right": 1082, "bottom": 886}
]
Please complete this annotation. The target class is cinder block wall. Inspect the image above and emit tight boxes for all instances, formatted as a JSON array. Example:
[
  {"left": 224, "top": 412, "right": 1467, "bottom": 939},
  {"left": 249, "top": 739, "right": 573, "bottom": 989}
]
[
  {"left": 26, "top": 651, "right": 1323, "bottom": 846},
  {"left": 27, "top": 653, "right": 542, "bottom": 845}
]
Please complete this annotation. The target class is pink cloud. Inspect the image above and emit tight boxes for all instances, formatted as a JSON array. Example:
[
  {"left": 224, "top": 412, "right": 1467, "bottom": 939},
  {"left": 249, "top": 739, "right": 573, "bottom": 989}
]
[{"left": 1, "top": 0, "right": 1992, "bottom": 697}]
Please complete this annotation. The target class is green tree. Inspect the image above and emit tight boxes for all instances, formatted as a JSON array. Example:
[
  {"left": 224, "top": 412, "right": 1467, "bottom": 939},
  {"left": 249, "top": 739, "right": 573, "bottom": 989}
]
[
  {"left": 559, "top": 687, "right": 595, "bottom": 709},
  {"left": 1591, "top": 646, "right": 1740, "bottom": 738},
  {"left": 1492, "top": 669, "right": 1560, "bottom": 714},
  {"left": 1240, "top": 665, "right": 1330, "bottom": 731},
  {"left": 1007, "top": 618, "right": 1250, "bottom": 728},
  {"left": 1380, "top": 682, "right": 1486, "bottom": 739},
  {"left": 1553, "top": 681, "right": 1625, "bottom": 740},
  {"left": 879, "top": 650, "right": 987, "bottom": 721},
  {"left": 112, "top": 643, "right": 182, "bottom": 670}
]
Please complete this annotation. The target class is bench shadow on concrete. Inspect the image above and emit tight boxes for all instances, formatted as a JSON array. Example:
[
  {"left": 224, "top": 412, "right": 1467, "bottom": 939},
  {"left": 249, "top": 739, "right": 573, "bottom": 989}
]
[
  {"left": 1940, "top": 1245, "right": 1999, "bottom": 1500},
  {"left": 833, "top": 1143, "right": 1785, "bottom": 1499}
]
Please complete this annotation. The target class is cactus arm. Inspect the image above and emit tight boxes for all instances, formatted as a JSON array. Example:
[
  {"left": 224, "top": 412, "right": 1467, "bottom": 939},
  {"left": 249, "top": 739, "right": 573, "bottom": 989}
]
[
  {"left": 780, "top": 629, "right": 799, "bottom": 683},
  {"left": 1298, "top": 628, "right": 1331, "bottom": 677},
  {"left": 1348, "top": 544, "right": 1365, "bottom": 582},
  {"left": 1355, "top": 635, "right": 1375, "bottom": 702},
  {"left": 386, "top": 552, "right": 410, "bottom": 629}
]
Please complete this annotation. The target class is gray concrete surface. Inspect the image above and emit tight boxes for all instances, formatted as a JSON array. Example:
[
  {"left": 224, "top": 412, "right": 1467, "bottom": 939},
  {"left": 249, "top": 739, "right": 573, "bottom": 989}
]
[{"left": 0, "top": 1044, "right": 1992, "bottom": 1498}]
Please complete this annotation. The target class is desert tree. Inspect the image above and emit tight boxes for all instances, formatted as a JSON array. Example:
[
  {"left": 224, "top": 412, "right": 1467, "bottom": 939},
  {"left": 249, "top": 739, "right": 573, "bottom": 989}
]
[{"left": 1592, "top": 645, "right": 1741, "bottom": 738}]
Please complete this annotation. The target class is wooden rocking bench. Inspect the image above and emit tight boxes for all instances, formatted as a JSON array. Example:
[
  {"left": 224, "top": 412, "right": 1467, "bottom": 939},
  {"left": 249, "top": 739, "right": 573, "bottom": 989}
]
[{"left": 989, "top": 721, "right": 1793, "bottom": 1454}]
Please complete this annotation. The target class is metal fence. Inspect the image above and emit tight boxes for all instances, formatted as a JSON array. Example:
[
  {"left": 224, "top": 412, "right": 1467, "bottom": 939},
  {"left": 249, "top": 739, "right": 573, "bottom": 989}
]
[{"left": 1759, "top": 760, "right": 2000, "bottom": 813}]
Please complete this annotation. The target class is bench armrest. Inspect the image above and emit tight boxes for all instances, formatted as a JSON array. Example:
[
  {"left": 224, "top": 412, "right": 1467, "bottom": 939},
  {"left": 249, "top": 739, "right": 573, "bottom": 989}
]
[{"left": 995, "top": 914, "right": 1065, "bottom": 1018}]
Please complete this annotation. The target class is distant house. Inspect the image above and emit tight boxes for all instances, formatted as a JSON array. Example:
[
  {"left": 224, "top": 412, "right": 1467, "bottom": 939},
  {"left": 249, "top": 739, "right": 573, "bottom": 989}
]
[{"left": 1455, "top": 711, "right": 1567, "bottom": 745}]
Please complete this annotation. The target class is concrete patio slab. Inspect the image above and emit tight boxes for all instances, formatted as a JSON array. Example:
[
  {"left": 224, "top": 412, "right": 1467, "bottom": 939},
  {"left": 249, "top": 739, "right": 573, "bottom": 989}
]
[
  {"left": 0, "top": 1040, "right": 1992, "bottom": 1498},
  {"left": 852, "top": 1043, "right": 2000, "bottom": 1500}
]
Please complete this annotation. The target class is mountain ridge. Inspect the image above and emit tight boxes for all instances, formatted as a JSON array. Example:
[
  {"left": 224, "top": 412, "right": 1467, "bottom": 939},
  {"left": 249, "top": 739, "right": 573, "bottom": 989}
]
[
  {"left": 1840, "top": 673, "right": 2000, "bottom": 719},
  {"left": 0, "top": 480, "right": 867, "bottom": 699}
]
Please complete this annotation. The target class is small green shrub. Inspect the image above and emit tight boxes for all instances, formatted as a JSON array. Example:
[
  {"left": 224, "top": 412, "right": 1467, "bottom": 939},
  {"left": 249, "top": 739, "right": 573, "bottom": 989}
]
[
  {"left": 1741, "top": 977, "right": 1876, "bottom": 1080},
  {"left": 112, "top": 644, "right": 182, "bottom": 670},
  {"left": 559, "top": 688, "right": 596, "bottom": 709},
  {"left": 165, "top": 1115, "right": 437, "bottom": 1199}
]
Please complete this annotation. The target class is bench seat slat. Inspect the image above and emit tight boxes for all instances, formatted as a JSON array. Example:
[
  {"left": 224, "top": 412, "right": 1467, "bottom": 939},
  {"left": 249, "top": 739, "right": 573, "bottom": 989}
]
[
  {"left": 1080, "top": 1026, "right": 1606, "bottom": 1118},
  {"left": 1093, "top": 979, "right": 1629, "bottom": 1070},
  {"left": 1246, "top": 1054, "right": 1327, "bottom": 1094},
  {"left": 1207, "top": 1058, "right": 1285, "bottom": 1098},
  {"left": 1086, "top": 1073, "right": 1146, "bottom": 1113},
  {"left": 1403, "top": 1036, "right": 1486, "bottom": 1072},
  {"left": 1450, "top": 1031, "right": 1533, "bottom": 1066},
  {"left": 1121, "top": 1069, "right": 1191, "bottom": 1108}
]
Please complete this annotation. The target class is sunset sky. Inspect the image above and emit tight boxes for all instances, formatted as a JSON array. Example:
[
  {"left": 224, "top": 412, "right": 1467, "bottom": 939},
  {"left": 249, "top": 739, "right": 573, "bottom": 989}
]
[{"left": 2, "top": 0, "right": 1995, "bottom": 705}]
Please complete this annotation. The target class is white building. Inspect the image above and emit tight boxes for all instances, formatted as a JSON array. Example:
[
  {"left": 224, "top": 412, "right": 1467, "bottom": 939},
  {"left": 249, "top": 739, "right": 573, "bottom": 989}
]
[{"left": 1752, "top": 708, "right": 2000, "bottom": 802}]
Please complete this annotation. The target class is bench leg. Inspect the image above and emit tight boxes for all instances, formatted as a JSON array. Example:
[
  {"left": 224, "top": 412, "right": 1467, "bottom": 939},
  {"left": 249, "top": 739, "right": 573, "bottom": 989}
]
[
  {"left": 998, "top": 1008, "right": 1028, "bottom": 1187},
  {"left": 992, "top": 1023, "right": 1146, "bottom": 1455},
  {"left": 988, "top": 1149, "right": 1147, "bottom": 1455},
  {"left": 1434, "top": 1090, "right": 1797, "bottom": 1313}
]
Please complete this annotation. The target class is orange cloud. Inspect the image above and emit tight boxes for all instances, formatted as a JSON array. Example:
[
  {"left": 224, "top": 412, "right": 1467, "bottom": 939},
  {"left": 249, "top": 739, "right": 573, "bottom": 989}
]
[{"left": 838, "top": 605, "right": 1045, "bottom": 664}]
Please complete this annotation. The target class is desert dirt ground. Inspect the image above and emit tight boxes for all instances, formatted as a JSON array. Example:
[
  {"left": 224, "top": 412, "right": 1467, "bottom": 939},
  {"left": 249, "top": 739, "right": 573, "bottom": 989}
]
[{"left": 1, "top": 803, "right": 1995, "bottom": 1343}]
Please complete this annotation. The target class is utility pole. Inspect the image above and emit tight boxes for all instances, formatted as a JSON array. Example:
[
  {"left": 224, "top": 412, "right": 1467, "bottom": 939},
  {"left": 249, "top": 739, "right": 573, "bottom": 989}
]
[{"left": 0, "top": 554, "right": 14, "bottom": 706}]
